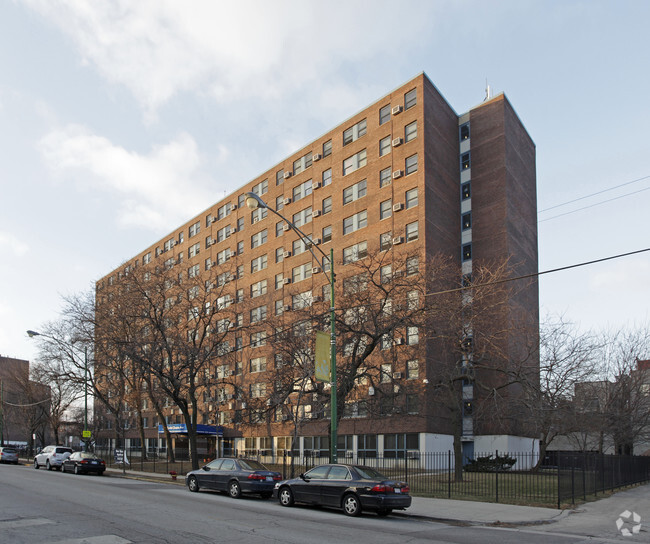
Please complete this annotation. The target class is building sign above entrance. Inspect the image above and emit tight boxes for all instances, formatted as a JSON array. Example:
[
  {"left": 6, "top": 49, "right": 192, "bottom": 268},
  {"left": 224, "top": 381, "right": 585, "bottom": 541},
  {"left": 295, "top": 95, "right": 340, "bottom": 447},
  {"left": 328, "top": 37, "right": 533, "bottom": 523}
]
[{"left": 158, "top": 424, "right": 223, "bottom": 436}]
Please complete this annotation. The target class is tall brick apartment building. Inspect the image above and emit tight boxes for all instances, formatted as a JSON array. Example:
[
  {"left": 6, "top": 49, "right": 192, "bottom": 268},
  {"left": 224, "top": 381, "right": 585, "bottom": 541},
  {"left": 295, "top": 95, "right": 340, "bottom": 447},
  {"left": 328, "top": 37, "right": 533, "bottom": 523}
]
[{"left": 95, "top": 73, "right": 539, "bottom": 462}]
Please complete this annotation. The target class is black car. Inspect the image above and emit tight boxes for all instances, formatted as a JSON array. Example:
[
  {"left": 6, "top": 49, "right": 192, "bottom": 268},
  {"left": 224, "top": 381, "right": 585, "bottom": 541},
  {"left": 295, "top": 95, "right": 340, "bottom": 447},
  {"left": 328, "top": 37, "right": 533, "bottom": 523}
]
[
  {"left": 185, "top": 458, "right": 282, "bottom": 499},
  {"left": 274, "top": 464, "right": 412, "bottom": 517},
  {"left": 61, "top": 452, "right": 106, "bottom": 475}
]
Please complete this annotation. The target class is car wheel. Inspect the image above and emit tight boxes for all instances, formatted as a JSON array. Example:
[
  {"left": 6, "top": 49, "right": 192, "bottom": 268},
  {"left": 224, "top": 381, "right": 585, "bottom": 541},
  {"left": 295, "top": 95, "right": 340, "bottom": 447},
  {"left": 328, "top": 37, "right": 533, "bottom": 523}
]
[
  {"left": 342, "top": 493, "right": 362, "bottom": 517},
  {"left": 187, "top": 475, "right": 200, "bottom": 493},
  {"left": 260, "top": 492, "right": 272, "bottom": 499},
  {"left": 61, "top": 464, "right": 66, "bottom": 473},
  {"left": 34, "top": 459, "right": 39, "bottom": 469},
  {"left": 46, "top": 460, "right": 52, "bottom": 471},
  {"left": 377, "top": 508, "right": 393, "bottom": 517},
  {"left": 74, "top": 465, "right": 79, "bottom": 475},
  {"left": 278, "top": 486, "right": 294, "bottom": 507},
  {"left": 228, "top": 480, "right": 241, "bottom": 499}
]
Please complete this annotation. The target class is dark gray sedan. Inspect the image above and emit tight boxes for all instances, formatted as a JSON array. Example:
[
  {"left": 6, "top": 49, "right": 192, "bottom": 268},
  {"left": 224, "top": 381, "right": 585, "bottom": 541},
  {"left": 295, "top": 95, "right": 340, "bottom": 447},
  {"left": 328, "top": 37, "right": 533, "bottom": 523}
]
[
  {"left": 274, "top": 464, "right": 412, "bottom": 517},
  {"left": 185, "top": 458, "right": 282, "bottom": 499}
]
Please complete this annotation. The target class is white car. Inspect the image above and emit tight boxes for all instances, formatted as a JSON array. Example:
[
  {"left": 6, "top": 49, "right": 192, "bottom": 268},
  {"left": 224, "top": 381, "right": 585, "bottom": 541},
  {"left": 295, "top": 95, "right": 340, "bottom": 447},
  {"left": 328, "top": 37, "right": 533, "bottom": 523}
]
[{"left": 34, "top": 446, "right": 72, "bottom": 471}]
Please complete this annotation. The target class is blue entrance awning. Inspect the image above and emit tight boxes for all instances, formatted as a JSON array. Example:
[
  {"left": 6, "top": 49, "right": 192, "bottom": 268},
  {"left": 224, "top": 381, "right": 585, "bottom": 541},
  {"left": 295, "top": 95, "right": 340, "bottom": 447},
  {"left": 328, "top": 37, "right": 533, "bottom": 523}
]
[{"left": 158, "top": 424, "right": 223, "bottom": 436}]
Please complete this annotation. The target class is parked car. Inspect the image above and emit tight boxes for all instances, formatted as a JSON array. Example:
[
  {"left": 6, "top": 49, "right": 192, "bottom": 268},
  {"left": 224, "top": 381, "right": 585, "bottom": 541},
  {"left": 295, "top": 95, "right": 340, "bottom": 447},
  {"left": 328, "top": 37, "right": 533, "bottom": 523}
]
[
  {"left": 62, "top": 452, "right": 106, "bottom": 475},
  {"left": 34, "top": 445, "right": 73, "bottom": 470},
  {"left": 0, "top": 447, "right": 19, "bottom": 464},
  {"left": 185, "top": 458, "right": 282, "bottom": 499},
  {"left": 274, "top": 464, "right": 412, "bottom": 517}
]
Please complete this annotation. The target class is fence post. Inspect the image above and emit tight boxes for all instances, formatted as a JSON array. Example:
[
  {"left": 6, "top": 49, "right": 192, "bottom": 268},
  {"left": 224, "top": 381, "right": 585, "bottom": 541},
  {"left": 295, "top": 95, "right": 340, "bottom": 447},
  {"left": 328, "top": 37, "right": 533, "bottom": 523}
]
[
  {"left": 495, "top": 449, "right": 499, "bottom": 503},
  {"left": 448, "top": 450, "right": 452, "bottom": 499},
  {"left": 582, "top": 452, "right": 586, "bottom": 502},
  {"left": 571, "top": 459, "right": 575, "bottom": 505},
  {"left": 557, "top": 455, "right": 561, "bottom": 510}
]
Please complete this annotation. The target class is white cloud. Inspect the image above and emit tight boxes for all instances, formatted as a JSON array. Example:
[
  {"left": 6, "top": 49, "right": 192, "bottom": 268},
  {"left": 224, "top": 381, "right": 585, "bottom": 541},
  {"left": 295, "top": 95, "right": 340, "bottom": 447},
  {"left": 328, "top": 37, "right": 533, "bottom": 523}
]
[
  {"left": 23, "top": 0, "right": 438, "bottom": 113},
  {"left": 38, "top": 124, "right": 217, "bottom": 231},
  {"left": 590, "top": 258, "right": 650, "bottom": 292},
  {"left": 0, "top": 232, "right": 29, "bottom": 257}
]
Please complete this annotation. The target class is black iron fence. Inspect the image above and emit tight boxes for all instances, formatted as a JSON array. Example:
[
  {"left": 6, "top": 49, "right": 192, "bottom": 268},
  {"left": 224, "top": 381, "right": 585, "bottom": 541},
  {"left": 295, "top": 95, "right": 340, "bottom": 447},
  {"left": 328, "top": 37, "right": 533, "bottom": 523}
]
[{"left": 93, "top": 446, "right": 650, "bottom": 508}]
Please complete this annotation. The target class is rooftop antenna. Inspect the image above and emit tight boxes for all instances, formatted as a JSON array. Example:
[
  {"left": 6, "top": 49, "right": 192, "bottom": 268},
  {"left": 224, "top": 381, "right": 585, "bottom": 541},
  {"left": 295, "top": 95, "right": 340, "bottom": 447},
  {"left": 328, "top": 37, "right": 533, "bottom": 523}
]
[{"left": 484, "top": 79, "right": 492, "bottom": 102}]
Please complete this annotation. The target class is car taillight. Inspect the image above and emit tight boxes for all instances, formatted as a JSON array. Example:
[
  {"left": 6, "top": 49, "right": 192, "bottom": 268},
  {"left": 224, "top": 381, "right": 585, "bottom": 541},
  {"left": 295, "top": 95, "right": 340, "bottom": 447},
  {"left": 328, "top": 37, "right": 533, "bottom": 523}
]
[
  {"left": 248, "top": 474, "right": 266, "bottom": 480},
  {"left": 81, "top": 460, "right": 89, "bottom": 464},
  {"left": 273, "top": 474, "right": 282, "bottom": 481},
  {"left": 400, "top": 485, "right": 410, "bottom": 493},
  {"left": 371, "top": 484, "right": 393, "bottom": 493}
]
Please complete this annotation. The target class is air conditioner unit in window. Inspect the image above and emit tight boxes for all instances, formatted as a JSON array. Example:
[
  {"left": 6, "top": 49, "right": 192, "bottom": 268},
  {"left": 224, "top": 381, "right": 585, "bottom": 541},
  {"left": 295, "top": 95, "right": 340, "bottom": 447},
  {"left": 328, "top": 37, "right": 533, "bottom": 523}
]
[
  {"left": 208, "top": 418, "right": 214, "bottom": 424},
  {"left": 311, "top": 267, "right": 321, "bottom": 274},
  {"left": 231, "top": 203, "right": 237, "bottom": 210},
  {"left": 393, "top": 372, "right": 403, "bottom": 379},
  {"left": 368, "top": 386, "right": 375, "bottom": 396},
  {"left": 283, "top": 197, "right": 292, "bottom": 205},
  {"left": 392, "top": 105, "right": 403, "bottom": 115},
  {"left": 283, "top": 278, "right": 291, "bottom": 285},
  {"left": 392, "top": 137, "right": 403, "bottom": 147},
  {"left": 313, "top": 210, "right": 321, "bottom": 217},
  {"left": 393, "top": 236, "right": 404, "bottom": 245},
  {"left": 312, "top": 153, "right": 321, "bottom": 162},
  {"left": 313, "top": 182, "right": 321, "bottom": 190},
  {"left": 312, "top": 237, "right": 321, "bottom": 245},
  {"left": 395, "top": 338, "right": 405, "bottom": 345},
  {"left": 282, "top": 415, "right": 290, "bottom": 421},
  {"left": 392, "top": 170, "right": 403, "bottom": 179},
  {"left": 283, "top": 171, "right": 292, "bottom": 179},
  {"left": 312, "top": 295, "right": 323, "bottom": 302},
  {"left": 226, "top": 394, "right": 234, "bottom": 400},
  {"left": 283, "top": 250, "right": 292, "bottom": 258},
  {"left": 230, "top": 226, "right": 237, "bottom": 233},
  {"left": 283, "top": 304, "right": 292, "bottom": 311},
  {"left": 252, "top": 216, "right": 259, "bottom": 224},
  {"left": 282, "top": 224, "right": 291, "bottom": 231},
  {"left": 393, "top": 203, "right": 404, "bottom": 212},
  {"left": 212, "top": 217, "right": 218, "bottom": 223}
]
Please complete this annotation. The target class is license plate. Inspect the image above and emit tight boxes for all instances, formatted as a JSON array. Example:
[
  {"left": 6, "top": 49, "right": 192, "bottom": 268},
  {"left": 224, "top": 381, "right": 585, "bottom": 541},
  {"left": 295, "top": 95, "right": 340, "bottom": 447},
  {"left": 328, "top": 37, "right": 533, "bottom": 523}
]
[
  {"left": 266, "top": 476, "right": 272, "bottom": 481},
  {"left": 91, "top": 461, "right": 97, "bottom": 464},
  {"left": 395, "top": 488, "right": 401, "bottom": 493}
]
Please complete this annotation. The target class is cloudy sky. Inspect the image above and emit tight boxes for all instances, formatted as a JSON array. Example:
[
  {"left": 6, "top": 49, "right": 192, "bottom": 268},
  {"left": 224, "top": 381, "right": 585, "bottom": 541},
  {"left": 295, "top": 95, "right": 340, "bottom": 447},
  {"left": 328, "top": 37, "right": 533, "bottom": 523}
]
[{"left": 1, "top": 0, "right": 649, "bottom": 362}]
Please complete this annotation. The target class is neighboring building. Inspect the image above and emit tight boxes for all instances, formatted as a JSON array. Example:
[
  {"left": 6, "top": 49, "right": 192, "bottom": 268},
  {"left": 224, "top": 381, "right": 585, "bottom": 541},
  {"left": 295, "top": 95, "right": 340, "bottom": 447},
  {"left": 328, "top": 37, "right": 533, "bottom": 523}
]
[
  {"left": 95, "top": 73, "right": 539, "bottom": 461},
  {"left": 0, "top": 355, "right": 51, "bottom": 449}
]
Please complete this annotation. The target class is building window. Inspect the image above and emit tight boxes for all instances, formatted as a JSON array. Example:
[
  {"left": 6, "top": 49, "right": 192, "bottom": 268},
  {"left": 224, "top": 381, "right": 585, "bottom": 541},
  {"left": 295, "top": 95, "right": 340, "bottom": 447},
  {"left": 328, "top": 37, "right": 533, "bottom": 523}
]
[
  {"left": 292, "top": 207, "right": 312, "bottom": 228},
  {"left": 217, "top": 203, "right": 231, "bottom": 220},
  {"left": 322, "top": 168, "right": 332, "bottom": 187},
  {"left": 188, "top": 264, "right": 200, "bottom": 278},
  {"left": 380, "top": 265, "right": 392, "bottom": 284},
  {"left": 379, "top": 136, "right": 391, "bottom": 157},
  {"left": 252, "top": 179, "right": 268, "bottom": 195},
  {"left": 343, "top": 241, "right": 368, "bottom": 264},
  {"left": 343, "top": 179, "right": 367, "bottom": 205},
  {"left": 250, "top": 305, "right": 267, "bottom": 324},
  {"left": 293, "top": 152, "right": 313, "bottom": 175},
  {"left": 461, "top": 152, "right": 471, "bottom": 170},
  {"left": 251, "top": 254, "right": 268, "bottom": 273},
  {"left": 406, "top": 395, "right": 419, "bottom": 415},
  {"left": 380, "top": 199, "right": 392, "bottom": 220},
  {"left": 276, "top": 221, "right": 284, "bottom": 237},
  {"left": 405, "top": 188, "right": 418, "bottom": 209},
  {"left": 216, "top": 248, "right": 230, "bottom": 265},
  {"left": 405, "top": 221, "right": 419, "bottom": 242},
  {"left": 250, "top": 357, "right": 267, "bottom": 373},
  {"left": 322, "top": 196, "right": 332, "bottom": 215},
  {"left": 405, "top": 121, "right": 417, "bottom": 142},
  {"left": 380, "top": 232, "right": 392, "bottom": 251},
  {"left": 462, "top": 243, "right": 472, "bottom": 261},
  {"left": 143, "top": 252, "right": 151, "bottom": 265},
  {"left": 407, "top": 359, "right": 419, "bottom": 380},
  {"left": 405, "top": 88, "right": 417, "bottom": 110},
  {"left": 460, "top": 123, "right": 470, "bottom": 141},
  {"left": 323, "top": 139, "right": 332, "bottom": 157},
  {"left": 251, "top": 280, "right": 267, "bottom": 298},
  {"left": 343, "top": 119, "right": 367, "bottom": 146},
  {"left": 251, "top": 229, "right": 268, "bottom": 248},
  {"left": 275, "top": 300, "right": 283, "bottom": 315},
  {"left": 343, "top": 149, "right": 367, "bottom": 176},
  {"left": 293, "top": 179, "right": 313, "bottom": 202},
  {"left": 406, "top": 327, "right": 418, "bottom": 345},
  {"left": 462, "top": 212, "right": 472, "bottom": 230},
  {"left": 292, "top": 290, "right": 313, "bottom": 310},
  {"left": 250, "top": 331, "right": 266, "bottom": 348},
  {"left": 276, "top": 169, "right": 284, "bottom": 186},
  {"left": 380, "top": 167, "right": 392, "bottom": 188},
  {"left": 292, "top": 263, "right": 312, "bottom": 283},
  {"left": 343, "top": 210, "right": 367, "bottom": 235},
  {"left": 275, "top": 247, "right": 284, "bottom": 263},
  {"left": 461, "top": 182, "right": 471, "bottom": 200},
  {"left": 292, "top": 238, "right": 308, "bottom": 256},
  {"left": 189, "top": 221, "right": 200, "bottom": 237},
  {"left": 188, "top": 242, "right": 200, "bottom": 258},
  {"left": 217, "top": 225, "right": 231, "bottom": 242},
  {"left": 251, "top": 207, "right": 267, "bottom": 224},
  {"left": 275, "top": 273, "right": 284, "bottom": 290},
  {"left": 379, "top": 104, "right": 391, "bottom": 125},
  {"left": 322, "top": 225, "right": 332, "bottom": 243},
  {"left": 275, "top": 195, "right": 284, "bottom": 211},
  {"left": 405, "top": 154, "right": 418, "bottom": 175}
]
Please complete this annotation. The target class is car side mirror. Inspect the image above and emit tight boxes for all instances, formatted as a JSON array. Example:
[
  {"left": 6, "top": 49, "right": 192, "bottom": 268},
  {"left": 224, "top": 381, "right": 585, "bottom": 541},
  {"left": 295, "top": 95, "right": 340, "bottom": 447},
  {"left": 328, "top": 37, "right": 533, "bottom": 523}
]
[
  {"left": 202, "top": 466, "right": 210, "bottom": 471},
  {"left": 300, "top": 473, "right": 309, "bottom": 481}
]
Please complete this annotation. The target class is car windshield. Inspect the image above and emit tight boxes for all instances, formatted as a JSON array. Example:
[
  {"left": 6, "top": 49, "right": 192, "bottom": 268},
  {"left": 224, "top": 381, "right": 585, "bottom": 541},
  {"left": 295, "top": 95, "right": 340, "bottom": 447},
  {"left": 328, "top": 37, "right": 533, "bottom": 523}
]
[
  {"left": 55, "top": 448, "right": 71, "bottom": 454},
  {"left": 238, "top": 459, "right": 267, "bottom": 471},
  {"left": 2, "top": 449, "right": 16, "bottom": 453},
  {"left": 79, "top": 452, "right": 97, "bottom": 459},
  {"left": 354, "top": 466, "right": 387, "bottom": 480}
]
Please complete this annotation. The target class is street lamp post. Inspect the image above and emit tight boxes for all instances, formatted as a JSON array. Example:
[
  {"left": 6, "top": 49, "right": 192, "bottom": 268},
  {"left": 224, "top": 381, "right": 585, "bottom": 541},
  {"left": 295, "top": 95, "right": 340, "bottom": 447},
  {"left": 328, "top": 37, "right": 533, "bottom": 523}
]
[
  {"left": 245, "top": 192, "right": 338, "bottom": 463},
  {"left": 27, "top": 330, "right": 89, "bottom": 451}
]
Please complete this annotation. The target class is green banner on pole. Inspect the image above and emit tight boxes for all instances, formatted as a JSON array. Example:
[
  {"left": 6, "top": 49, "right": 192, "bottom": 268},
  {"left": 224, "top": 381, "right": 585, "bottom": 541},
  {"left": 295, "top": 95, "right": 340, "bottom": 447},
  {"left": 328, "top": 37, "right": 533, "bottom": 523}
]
[{"left": 315, "top": 331, "right": 331, "bottom": 382}]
